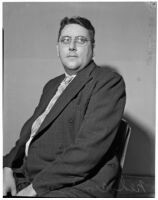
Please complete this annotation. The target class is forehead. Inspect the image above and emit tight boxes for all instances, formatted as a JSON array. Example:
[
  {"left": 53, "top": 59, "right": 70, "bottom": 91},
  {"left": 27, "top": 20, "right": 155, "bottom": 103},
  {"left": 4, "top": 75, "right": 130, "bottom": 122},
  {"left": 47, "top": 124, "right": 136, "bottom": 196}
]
[{"left": 60, "top": 24, "right": 90, "bottom": 37}]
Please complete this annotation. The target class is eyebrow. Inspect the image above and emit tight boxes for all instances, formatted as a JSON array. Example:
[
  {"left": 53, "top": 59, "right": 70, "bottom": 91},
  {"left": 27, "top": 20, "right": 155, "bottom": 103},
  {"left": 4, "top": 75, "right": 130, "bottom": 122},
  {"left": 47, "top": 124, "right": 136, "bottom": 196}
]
[{"left": 60, "top": 35, "right": 89, "bottom": 38}]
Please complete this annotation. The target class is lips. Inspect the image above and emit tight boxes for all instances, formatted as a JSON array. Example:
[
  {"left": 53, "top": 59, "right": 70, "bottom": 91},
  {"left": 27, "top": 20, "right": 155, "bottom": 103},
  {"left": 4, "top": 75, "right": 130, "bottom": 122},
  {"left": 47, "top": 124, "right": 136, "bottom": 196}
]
[{"left": 67, "top": 54, "right": 78, "bottom": 57}]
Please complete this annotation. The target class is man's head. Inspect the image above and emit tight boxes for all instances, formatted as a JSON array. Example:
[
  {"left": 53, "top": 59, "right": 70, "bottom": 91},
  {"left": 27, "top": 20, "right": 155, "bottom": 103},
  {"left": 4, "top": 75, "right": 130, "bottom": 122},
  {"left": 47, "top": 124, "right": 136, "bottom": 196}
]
[{"left": 57, "top": 16, "right": 95, "bottom": 75}]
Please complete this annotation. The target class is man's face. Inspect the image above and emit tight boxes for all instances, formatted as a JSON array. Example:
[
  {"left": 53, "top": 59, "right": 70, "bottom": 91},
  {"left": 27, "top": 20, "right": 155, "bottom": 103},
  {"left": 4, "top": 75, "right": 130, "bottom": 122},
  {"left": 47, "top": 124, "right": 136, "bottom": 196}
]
[{"left": 57, "top": 24, "right": 93, "bottom": 75}]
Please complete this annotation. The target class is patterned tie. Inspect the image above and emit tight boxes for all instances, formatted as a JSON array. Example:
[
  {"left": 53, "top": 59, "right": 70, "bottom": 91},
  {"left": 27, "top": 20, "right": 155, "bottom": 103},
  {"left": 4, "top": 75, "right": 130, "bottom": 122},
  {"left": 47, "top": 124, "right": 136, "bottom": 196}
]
[{"left": 25, "top": 75, "right": 76, "bottom": 156}]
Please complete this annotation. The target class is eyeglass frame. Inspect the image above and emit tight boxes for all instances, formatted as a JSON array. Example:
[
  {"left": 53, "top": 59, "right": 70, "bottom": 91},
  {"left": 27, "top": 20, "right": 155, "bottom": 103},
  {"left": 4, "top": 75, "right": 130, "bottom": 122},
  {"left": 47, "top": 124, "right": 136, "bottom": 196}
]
[{"left": 59, "top": 35, "right": 92, "bottom": 47}]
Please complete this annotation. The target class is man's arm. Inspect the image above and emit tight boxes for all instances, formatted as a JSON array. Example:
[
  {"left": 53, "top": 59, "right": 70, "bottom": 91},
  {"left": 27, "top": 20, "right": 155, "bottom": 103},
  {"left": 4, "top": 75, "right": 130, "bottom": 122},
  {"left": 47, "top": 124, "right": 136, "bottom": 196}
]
[
  {"left": 3, "top": 80, "right": 56, "bottom": 197},
  {"left": 3, "top": 82, "right": 52, "bottom": 196},
  {"left": 32, "top": 72, "right": 126, "bottom": 196}
]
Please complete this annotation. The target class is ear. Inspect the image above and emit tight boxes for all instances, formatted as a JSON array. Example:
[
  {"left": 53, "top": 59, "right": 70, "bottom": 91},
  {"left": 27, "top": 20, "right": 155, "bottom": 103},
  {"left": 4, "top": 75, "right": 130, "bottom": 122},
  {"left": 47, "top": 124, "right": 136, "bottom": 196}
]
[
  {"left": 92, "top": 44, "right": 95, "bottom": 59},
  {"left": 56, "top": 44, "right": 59, "bottom": 57}
]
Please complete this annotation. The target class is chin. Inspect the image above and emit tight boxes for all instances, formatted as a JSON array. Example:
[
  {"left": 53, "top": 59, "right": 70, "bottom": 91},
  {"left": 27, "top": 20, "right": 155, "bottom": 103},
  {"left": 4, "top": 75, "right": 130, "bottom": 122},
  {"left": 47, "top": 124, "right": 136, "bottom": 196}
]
[{"left": 65, "top": 62, "right": 81, "bottom": 71}]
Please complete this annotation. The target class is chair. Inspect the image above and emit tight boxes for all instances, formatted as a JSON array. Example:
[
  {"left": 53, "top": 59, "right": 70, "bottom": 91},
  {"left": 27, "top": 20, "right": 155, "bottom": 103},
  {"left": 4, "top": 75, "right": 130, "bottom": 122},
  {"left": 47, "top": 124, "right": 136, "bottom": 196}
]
[
  {"left": 113, "top": 119, "right": 131, "bottom": 197},
  {"left": 117, "top": 119, "right": 131, "bottom": 169}
]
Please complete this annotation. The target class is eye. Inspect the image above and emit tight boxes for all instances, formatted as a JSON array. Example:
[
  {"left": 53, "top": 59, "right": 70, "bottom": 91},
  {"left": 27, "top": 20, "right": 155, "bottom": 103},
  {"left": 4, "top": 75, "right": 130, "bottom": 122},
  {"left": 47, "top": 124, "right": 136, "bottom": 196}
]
[
  {"left": 60, "top": 36, "right": 71, "bottom": 44},
  {"left": 77, "top": 36, "right": 88, "bottom": 44}
]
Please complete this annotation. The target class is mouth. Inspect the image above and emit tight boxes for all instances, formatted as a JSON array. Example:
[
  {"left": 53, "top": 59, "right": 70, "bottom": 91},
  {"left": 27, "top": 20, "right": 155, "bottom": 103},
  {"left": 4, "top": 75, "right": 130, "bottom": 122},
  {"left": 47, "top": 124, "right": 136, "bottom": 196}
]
[{"left": 67, "top": 55, "right": 78, "bottom": 58}]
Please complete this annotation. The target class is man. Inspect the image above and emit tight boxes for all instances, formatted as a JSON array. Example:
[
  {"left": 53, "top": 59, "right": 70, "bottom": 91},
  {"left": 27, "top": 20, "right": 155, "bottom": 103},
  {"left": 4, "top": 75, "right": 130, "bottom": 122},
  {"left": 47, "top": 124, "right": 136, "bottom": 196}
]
[{"left": 3, "top": 16, "right": 126, "bottom": 197}]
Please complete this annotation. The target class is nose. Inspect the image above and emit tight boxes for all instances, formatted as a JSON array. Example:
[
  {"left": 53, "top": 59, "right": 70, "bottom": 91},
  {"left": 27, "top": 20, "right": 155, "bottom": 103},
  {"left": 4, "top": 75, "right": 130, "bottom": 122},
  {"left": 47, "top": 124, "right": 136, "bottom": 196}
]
[{"left": 69, "top": 39, "right": 76, "bottom": 51}]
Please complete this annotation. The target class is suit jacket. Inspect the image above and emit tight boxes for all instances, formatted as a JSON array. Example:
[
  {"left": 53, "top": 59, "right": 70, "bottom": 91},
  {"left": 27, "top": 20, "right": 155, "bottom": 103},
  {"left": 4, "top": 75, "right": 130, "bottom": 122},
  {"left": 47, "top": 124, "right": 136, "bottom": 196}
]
[{"left": 4, "top": 60, "right": 126, "bottom": 197}]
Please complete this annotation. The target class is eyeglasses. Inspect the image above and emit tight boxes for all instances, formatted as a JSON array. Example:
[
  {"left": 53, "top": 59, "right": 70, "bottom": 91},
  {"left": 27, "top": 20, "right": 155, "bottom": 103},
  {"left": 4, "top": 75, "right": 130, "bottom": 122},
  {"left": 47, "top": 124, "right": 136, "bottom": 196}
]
[{"left": 59, "top": 36, "right": 91, "bottom": 46}]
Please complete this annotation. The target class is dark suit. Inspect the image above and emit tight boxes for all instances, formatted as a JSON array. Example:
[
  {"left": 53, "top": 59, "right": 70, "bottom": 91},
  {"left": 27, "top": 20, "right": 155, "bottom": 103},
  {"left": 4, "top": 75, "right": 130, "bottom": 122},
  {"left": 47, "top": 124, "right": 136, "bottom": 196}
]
[{"left": 4, "top": 61, "right": 126, "bottom": 197}]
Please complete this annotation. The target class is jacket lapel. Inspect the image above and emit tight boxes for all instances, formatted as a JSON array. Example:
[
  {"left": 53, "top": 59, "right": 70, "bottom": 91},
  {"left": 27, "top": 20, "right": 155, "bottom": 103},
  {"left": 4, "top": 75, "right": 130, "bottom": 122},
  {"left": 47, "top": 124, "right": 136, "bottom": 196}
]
[
  {"left": 36, "top": 61, "right": 96, "bottom": 135},
  {"left": 41, "top": 75, "right": 65, "bottom": 111}
]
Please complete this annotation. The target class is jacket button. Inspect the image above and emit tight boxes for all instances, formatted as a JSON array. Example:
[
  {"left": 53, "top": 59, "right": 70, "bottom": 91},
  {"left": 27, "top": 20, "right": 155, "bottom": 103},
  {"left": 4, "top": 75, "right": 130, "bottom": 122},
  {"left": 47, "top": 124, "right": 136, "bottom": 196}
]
[
  {"left": 108, "top": 163, "right": 115, "bottom": 168},
  {"left": 68, "top": 119, "right": 73, "bottom": 123},
  {"left": 48, "top": 186, "right": 53, "bottom": 190}
]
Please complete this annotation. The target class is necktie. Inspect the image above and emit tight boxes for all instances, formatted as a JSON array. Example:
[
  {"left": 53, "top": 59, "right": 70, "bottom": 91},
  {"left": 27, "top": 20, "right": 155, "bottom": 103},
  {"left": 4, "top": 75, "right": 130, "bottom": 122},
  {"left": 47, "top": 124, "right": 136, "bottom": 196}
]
[{"left": 25, "top": 75, "right": 76, "bottom": 156}]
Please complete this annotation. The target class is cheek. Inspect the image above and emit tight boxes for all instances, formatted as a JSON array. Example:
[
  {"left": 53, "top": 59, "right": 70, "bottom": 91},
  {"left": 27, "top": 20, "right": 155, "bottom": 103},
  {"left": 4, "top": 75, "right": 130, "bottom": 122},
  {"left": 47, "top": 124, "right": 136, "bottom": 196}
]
[
  {"left": 80, "top": 48, "right": 92, "bottom": 61},
  {"left": 59, "top": 47, "right": 68, "bottom": 57}
]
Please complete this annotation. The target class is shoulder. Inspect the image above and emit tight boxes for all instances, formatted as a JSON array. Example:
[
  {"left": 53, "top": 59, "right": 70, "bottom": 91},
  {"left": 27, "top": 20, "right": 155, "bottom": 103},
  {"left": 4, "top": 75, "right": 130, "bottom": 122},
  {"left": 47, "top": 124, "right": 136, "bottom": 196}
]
[
  {"left": 92, "top": 65, "right": 125, "bottom": 86},
  {"left": 90, "top": 64, "right": 126, "bottom": 101}
]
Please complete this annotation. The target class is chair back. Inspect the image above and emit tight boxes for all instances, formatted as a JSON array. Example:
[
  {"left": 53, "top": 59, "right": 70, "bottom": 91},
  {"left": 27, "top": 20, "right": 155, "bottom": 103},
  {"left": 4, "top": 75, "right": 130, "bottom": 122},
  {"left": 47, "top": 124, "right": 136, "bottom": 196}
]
[
  {"left": 112, "top": 119, "right": 131, "bottom": 197},
  {"left": 116, "top": 119, "right": 131, "bottom": 169}
]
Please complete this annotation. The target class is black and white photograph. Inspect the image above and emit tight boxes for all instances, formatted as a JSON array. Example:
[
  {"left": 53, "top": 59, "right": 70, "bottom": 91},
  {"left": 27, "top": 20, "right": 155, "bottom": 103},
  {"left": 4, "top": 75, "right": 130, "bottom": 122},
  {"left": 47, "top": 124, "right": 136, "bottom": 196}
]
[{"left": 3, "top": 2, "right": 156, "bottom": 197}]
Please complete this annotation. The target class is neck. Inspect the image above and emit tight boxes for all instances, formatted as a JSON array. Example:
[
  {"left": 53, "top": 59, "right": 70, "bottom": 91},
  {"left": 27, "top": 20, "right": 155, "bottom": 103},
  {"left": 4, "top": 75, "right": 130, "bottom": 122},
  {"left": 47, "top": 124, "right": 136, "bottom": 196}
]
[{"left": 64, "top": 67, "right": 78, "bottom": 76}]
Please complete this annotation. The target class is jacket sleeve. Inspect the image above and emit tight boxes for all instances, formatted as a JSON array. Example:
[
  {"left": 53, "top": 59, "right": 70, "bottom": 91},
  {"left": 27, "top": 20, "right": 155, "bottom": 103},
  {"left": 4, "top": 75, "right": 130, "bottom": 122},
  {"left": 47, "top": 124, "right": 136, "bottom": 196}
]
[
  {"left": 32, "top": 72, "right": 126, "bottom": 196},
  {"left": 3, "top": 80, "right": 53, "bottom": 168}
]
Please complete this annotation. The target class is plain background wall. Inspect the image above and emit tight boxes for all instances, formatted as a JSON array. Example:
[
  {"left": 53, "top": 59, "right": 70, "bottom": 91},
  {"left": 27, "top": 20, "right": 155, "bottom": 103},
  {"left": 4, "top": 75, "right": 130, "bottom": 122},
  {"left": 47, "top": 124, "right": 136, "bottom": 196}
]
[{"left": 3, "top": 2, "right": 156, "bottom": 176}]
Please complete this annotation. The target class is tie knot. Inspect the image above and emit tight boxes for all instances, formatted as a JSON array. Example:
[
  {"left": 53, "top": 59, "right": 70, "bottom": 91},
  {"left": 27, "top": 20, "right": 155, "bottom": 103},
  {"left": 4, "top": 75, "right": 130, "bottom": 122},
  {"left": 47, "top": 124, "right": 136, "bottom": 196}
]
[
  {"left": 64, "top": 76, "right": 73, "bottom": 84},
  {"left": 58, "top": 75, "right": 75, "bottom": 93}
]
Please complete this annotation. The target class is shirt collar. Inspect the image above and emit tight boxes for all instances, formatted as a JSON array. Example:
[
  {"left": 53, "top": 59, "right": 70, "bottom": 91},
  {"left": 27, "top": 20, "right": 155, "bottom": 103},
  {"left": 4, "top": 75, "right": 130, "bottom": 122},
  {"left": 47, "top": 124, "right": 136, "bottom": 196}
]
[{"left": 65, "top": 72, "right": 76, "bottom": 79}]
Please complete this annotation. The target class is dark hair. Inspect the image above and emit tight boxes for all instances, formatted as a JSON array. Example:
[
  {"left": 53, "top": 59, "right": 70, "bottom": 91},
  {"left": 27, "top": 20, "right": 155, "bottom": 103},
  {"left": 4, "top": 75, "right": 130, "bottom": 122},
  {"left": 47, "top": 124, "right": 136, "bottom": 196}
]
[{"left": 58, "top": 16, "right": 95, "bottom": 45}]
